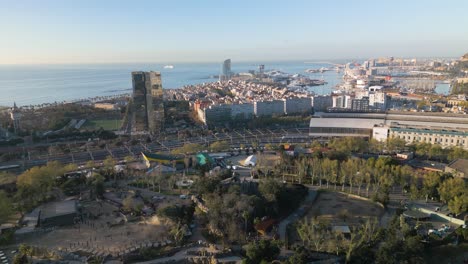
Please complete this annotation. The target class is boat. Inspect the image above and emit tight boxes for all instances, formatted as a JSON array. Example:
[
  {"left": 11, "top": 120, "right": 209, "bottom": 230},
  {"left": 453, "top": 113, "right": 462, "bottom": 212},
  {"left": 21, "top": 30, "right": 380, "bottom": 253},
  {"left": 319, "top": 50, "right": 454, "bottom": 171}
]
[{"left": 163, "top": 65, "right": 174, "bottom": 69}]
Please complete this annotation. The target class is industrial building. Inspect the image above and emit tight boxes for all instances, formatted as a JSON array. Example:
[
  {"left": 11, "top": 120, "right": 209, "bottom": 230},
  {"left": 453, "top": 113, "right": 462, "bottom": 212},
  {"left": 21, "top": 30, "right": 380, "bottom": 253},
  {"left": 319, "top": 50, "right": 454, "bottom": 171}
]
[
  {"left": 131, "top": 71, "right": 164, "bottom": 134},
  {"left": 390, "top": 125, "right": 468, "bottom": 149},
  {"left": 309, "top": 114, "right": 384, "bottom": 138},
  {"left": 309, "top": 112, "right": 468, "bottom": 149}
]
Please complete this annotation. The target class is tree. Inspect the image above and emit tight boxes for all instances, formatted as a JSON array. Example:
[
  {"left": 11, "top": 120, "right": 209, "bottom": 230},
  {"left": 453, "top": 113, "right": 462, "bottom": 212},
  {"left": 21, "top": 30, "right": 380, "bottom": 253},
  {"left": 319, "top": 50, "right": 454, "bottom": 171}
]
[
  {"left": 297, "top": 218, "right": 329, "bottom": 252},
  {"left": 242, "top": 210, "right": 250, "bottom": 235},
  {"left": 414, "top": 143, "right": 431, "bottom": 159},
  {"left": 18, "top": 244, "right": 33, "bottom": 257},
  {"left": 103, "top": 155, "right": 116, "bottom": 170},
  {"left": 123, "top": 194, "right": 141, "bottom": 212},
  {"left": 124, "top": 155, "right": 135, "bottom": 163},
  {"left": 0, "top": 191, "right": 13, "bottom": 224},
  {"left": 170, "top": 221, "right": 186, "bottom": 245},
  {"left": 244, "top": 239, "right": 280, "bottom": 264},
  {"left": 369, "top": 138, "right": 384, "bottom": 154},
  {"left": 448, "top": 193, "right": 468, "bottom": 215},
  {"left": 16, "top": 161, "right": 65, "bottom": 211},
  {"left": 386, "top": 137, "right": 406, "bottom": 153},
  {"left": 286, "top": 247, "right": 308, "bottom": 264},
  {"left": 258, "top": 179, "right": 282, "bottom": 203},
  {"left": 0, "top": 172, "right": 16, "bottom": 186},
  {"left": 103, "top": 155, "right": 117, "bottom": 182},
  {"left": 209, "top": 141, "right": 230, "bottom": 152},
  {"left": 87, "top": 173, "right": 105, "bottom": 198},
  {"left": 428, "top": 145, "right": 444, "bottom": 161},
  {"left": 12, "top": 253, "right": 29, "bottom": 264},
  {"left": 85, "top": 160, "right": 96, "bottom": 169},
  {"left": 421, "top": 172, "right": 443, "bottom": 202},
  {"left": 438, "top": 177, "right": 466, "bottom": 204},
  {"left": 172, "top": 143, "right": 204, "bottom": 154}
]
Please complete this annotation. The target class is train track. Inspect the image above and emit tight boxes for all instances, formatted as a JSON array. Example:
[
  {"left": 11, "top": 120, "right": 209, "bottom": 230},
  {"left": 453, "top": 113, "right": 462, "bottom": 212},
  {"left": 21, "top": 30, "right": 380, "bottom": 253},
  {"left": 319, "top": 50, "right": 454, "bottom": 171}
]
[{"left": 12, "top": 128, "right": 312, "bottom": 169}]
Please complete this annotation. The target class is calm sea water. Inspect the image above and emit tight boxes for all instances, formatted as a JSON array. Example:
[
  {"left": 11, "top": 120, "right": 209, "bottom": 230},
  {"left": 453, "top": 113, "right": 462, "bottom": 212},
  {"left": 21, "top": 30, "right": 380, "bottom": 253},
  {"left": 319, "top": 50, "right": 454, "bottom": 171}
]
[
  {"left": 0, "top": 62, "right": 342, "bottom": 106},
  {"left": 0, "top": 62, "right": 450, "bottom": 107}
]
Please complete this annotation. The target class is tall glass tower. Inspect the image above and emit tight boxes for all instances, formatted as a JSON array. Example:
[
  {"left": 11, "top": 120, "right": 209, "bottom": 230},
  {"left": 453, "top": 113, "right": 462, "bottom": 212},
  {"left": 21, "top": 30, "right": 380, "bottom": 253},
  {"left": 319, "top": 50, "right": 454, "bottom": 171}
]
[
  {"left": 131, "top": 71, "right": 164, "bottom": 134},
  {"left": 220, "top": 59, "right": 231, "bottom": 81}
]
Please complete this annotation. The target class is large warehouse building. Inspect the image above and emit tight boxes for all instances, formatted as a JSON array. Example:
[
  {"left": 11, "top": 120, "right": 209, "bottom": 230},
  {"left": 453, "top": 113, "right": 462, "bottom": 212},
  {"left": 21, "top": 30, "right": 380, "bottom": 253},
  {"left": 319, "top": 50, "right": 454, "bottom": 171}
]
[{"left": 309, "top": 112, "right": 468, "bottom": 149}]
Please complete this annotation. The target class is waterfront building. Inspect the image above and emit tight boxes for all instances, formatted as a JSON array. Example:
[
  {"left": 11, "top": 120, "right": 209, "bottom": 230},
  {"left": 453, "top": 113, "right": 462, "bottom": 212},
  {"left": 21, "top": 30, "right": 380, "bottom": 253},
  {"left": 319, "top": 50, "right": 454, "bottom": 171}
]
[
  {"left": 199, "top": 104, "right": 232, "bottom": 125},
  {"left": 284, "top": 97, "right": 312, "bottom": 115},
  {"left": 351, "top": 97, "right": 370, "bottom": 112},
  {"left": 366, "top": 69, "right": 377, "bottom": 76},
  {"left": 219, "top": 59, "right": 232, "bottom": 81},
  {"left": 254, "top": 100, "right": 284, "bottom": 117},
  {"left": 9, "top": 102, "right": 21, "bottom": 133},
  {"left": 197, "top": 103, "right": 254, "bottom": 125},
  {"left": 332, "top": 95, "right": 353, "bottom": 109},
  {"left": 355, "top": 79, "right": 369, "bottom": 90},
  {"left": 258, "top": 64, "right": 265, "bottom": 74},
  {"left": 369, "top": 91, "right": 388, "bottom": 111},
  {"left": 363, "top": 61, "right": 370, "bottom": 70},
  {"left": 231, "top": 103, "right": 254, "bottom": 119},
  {"left": 312, "top": 95, "right": 333, "bottom": 112},
  {"left": 131, "top": 71, "right": 164, "bottom": 133}
]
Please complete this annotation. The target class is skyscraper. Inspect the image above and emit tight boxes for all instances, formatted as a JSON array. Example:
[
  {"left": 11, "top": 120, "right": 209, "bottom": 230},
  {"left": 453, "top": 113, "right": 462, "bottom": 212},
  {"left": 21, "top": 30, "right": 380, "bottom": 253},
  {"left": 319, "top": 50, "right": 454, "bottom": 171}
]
[
  {"left": 131, "top": 71, "right": 164, "bottom": 134},
  {"left": 219, "top": 59, "right": 232, "bottom": 81},
  {"left": 9, "top": 102, "right": 21, "bottom": 133}
]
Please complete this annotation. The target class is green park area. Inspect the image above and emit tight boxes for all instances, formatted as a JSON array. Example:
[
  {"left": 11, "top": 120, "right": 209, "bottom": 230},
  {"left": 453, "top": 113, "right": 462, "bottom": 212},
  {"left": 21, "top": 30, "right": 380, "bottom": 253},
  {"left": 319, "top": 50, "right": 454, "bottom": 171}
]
[{"left": 82, "top": 119, "right": 122, "bottom": 131}]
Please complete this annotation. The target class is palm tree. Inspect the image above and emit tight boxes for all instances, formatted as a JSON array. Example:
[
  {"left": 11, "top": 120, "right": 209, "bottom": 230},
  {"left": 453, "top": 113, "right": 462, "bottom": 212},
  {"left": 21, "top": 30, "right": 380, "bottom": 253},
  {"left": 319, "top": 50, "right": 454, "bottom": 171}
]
[{"left": 242, "top": 210, "right": 250, "bottom": 237}]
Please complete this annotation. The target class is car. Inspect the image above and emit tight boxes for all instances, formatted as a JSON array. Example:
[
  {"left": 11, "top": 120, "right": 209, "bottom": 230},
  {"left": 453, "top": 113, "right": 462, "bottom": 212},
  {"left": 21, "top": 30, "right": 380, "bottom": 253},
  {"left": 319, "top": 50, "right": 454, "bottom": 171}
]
[{"left": 180, "top": 195, "right": 188, "bottom": 199}]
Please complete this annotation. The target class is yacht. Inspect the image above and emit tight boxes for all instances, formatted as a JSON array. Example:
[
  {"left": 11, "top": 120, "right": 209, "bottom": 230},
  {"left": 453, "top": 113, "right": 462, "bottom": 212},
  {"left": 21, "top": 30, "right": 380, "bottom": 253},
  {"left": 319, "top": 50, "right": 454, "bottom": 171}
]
[{"left": 163, "top": 65, "right": 174, "bottom": 69}]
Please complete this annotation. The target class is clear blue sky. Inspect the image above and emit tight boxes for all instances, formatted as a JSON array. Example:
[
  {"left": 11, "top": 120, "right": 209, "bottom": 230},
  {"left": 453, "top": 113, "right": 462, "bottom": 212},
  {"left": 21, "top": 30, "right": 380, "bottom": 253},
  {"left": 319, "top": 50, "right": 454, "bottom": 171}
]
[{"left": 1, "top": 0, "right": 467, "bottom": 64}]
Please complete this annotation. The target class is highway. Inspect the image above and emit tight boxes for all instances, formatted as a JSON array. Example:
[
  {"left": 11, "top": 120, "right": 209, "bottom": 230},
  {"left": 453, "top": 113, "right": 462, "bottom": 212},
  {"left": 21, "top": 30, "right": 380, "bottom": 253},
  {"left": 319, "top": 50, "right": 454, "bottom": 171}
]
[{"left": 11, "top": 128, "right": 312, "bottom": 169}]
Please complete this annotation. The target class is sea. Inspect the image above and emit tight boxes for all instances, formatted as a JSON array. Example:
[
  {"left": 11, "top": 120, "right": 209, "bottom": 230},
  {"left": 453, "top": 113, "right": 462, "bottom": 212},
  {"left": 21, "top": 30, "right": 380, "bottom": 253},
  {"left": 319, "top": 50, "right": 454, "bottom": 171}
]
[{"left": 0, "top": 61, "right": 451, "bottom": 107}]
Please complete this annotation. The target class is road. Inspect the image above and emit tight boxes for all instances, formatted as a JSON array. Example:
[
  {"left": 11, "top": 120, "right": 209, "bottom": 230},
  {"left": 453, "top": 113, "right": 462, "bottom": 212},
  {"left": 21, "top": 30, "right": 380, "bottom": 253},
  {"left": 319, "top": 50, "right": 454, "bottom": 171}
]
[{"left": 6, "top": 127, "right": 313, "bottom": 169}]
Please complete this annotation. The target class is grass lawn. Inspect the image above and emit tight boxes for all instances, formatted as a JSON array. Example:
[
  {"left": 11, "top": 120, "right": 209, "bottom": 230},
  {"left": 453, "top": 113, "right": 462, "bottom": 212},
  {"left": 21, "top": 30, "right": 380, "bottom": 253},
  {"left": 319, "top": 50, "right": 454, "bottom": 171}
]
[{"left": 82, "top": 119, "right": 121, "bottom": 131}]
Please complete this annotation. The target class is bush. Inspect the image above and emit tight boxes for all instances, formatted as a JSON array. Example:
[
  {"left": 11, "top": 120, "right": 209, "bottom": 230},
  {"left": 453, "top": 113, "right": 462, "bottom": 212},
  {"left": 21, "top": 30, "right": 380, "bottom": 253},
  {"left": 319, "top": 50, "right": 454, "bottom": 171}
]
[
  {"left": 157, "top": 204, "right": 195, "bottom": 224},
  {"left": 0, "top": 229, "right": 14, "bottom": 246}
]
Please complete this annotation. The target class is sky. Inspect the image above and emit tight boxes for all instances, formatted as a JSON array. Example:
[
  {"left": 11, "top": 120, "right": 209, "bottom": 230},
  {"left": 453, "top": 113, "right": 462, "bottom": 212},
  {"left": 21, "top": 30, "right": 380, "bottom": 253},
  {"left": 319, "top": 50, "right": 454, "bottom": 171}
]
[{"left": 1, "top": 0, "right": 467, "bottom": 64}]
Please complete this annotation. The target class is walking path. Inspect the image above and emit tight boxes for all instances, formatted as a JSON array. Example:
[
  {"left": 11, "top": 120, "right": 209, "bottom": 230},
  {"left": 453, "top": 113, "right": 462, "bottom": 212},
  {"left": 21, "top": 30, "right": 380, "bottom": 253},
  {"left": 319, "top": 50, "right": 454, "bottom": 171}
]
[
  {"left": 135, "top": 245, "right": 221, "bottom": 264},
  {"left": 278, "top": 188, "right": 318, "bottom": 242}
]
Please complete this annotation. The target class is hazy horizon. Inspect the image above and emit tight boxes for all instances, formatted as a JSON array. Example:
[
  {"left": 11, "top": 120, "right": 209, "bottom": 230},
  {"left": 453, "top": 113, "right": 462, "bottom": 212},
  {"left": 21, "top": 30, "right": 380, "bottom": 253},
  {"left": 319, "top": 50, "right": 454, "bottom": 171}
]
[{"left": 1, "top": 0, "right": 468, "bottom": 64}]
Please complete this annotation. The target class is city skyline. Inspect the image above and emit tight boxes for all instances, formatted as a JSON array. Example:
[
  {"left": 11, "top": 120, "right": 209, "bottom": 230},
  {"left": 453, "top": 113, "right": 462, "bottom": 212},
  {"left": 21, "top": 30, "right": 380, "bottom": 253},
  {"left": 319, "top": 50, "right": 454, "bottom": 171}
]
[{"left": 1, "top": 0, "right": 468, "bottom": 64}]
